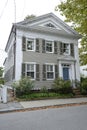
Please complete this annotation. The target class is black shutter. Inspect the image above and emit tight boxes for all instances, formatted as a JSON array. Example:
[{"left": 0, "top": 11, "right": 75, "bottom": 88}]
[
  {"left": 60, "top": 42, "right": 63, "bottom": 55},
  {"left": 22, "top": 63, "right": 26, "bottom": 77},
  {"left": 36, "top": 39, "right": 40, "bottom": 52},
  {"left": 42, "top": 39, "right": 46, "bottom": 53},
  {"left": 22, "top": 36, "right": 26, "bottom": 51},
  {"left": 54, "top": 41, "right": 58, "bottom": 54},
  {"left": 70, "top": 43, "right": 74, "bottom": 57},
  {"left": 36, "top": 64, "right": 40, "bottom": 81},
  {"left": 55, "top": 65, "right": 58, "bottom": 79},
  {"left": 43, "top": 64, "right": 46, "bottom": 80}
]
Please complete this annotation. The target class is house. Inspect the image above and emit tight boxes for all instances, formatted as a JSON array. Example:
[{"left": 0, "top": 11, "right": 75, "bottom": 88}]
[
  {"left": 4, "top": 13, "right": 81, "bottom": 88},
  {"left": 80, "top": 65, "right": 87, "bottom": 77}
]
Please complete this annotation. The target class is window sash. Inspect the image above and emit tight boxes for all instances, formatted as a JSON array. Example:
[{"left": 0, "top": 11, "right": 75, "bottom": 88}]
[
  {"left": 63, "top": 43, "right": 70, "bottom": 55},
  {"left": 26, "top": 64, "right": 35, "bottom": 79},
  {"left": 46, "top": 65, "right": 54, "bottom": 79},
  {"left": 46, "top": 41, "right": 53, "bottom": 52},
  {"left": 26, "top": 38, "right": 34, "bottom": 51}
]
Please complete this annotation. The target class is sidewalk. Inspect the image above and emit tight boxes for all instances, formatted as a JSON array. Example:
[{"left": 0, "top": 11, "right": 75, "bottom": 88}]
[{"left": 0, "top": 97, "right": 87, "bottom": 113}]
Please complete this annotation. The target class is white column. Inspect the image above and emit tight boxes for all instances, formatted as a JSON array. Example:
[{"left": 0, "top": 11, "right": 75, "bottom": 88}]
[{"left": 15, "top": 35, "right": 23, "bottom": 81}]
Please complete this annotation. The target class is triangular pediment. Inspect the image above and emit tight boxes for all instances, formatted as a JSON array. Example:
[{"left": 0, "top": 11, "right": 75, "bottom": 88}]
[{"left": 17, "top": 13, "right": 81, "bottom": 38}]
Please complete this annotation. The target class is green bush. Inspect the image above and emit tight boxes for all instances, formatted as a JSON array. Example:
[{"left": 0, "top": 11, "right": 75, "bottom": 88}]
[
  {"left": 80, "top": 78, "right": 87, "bottom": 95},
  {"left": 12, "top": 77, "right": 34, "bottom": 97},
  {"left": 0, "top": 78, "right": 5, "bottom": 85},
  {"left": 52, "top": 77, "right": 72, "bottom": 94}
]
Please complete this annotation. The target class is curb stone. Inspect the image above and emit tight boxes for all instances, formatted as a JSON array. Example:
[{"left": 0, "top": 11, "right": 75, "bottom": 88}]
[{"left": 0, "top": 102, "right": 87, "bottom": 114}]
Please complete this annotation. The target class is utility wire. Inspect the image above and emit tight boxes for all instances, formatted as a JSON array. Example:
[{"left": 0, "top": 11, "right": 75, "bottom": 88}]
[{"left": 0, "top": 0, "right": 8, "bottom": 19}]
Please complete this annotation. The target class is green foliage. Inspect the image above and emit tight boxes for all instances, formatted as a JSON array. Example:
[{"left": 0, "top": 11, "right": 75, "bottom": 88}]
[
  {"left": 0, "top": 67, "right": 4, "bottom": 77},
  {"left": 17, "top": 93, "right": 73, "bottom": 101},
  {"left": 80, "top": 77, "right": 87, "bottom": 95},
  {"left": 0, "top": 78, "right": 5, "bottom": 85},
  {"left": 56, "top": 0, "right": 87, "bottom": 65},
  {"left": 24, "top": 14, "right": 36, "bottom": 20},
  {"left": 52, "top": 77, "right": 72, "bottom": 94},
  {"left": 12, "top": 77, "right": 34, "bottom": 97},
  {"left": 40, "top": 86, "right": 48, "bottom": 93}
]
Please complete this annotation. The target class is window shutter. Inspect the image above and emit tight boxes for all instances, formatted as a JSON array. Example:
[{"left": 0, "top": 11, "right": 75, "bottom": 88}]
[
  {"left": 36, "top": 39, "right": 40, "bottom": 52},
  {"left": 70, "top": 43, "right": 74, "bottom": 57},
  {"left": 12, "top": 65, "right": 15, "bottom": 79},
  {"left": 22, "top": 36, "right": 26, "bottom": 51},
  {"left": 42, "top": 39, "right": 46, "bottom": 53},
  {"left": 43, "top": 64, "right": 46, "bottom": 80},
  {"left": 36, "top": 64, "right": 40, "bottom": 81},
  {"left": 60, "top": 42, "right": 63, "bottom": 55},
  {"left": 22, "top": 63, "right": 26, "bottom": 77},
  {"left": 54, "top": 41, "right": 58, "bottom": 54},
  {"left": 55, "top": 65, "right": 58, "bottom": 79}
]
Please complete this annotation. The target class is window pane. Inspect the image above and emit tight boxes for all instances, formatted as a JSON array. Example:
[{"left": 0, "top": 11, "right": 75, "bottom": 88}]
[
  {"left": 47, "top": 72, "right": 53, "bottom": 79},
  {"left": 47, "top": 65, "right": 53, "bottom": 72},
  {"left": 27, "top": 64, "right": 34, "bottom": 71},
  {"left": 27, "top": 72, "right": 34, "bottom": 78}
]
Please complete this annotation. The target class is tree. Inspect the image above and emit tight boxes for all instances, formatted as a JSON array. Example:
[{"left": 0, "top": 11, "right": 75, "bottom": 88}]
[
  {"left": 0, "top": 67, "right": 4, "bottom": 84},
  {"left": 0, "top": 67, "right": 3, "bottom": 77},
  {"left": 55, "top": 0, "right": 87, "bottom": 65},
  {"left": 24, "top": 14, "right": 36, "bottom": 20}
]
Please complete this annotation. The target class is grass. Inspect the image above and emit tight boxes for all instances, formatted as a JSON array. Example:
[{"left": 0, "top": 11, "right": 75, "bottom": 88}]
[{"left": 17, "top": 92, "right": 74, "bottom": 101}]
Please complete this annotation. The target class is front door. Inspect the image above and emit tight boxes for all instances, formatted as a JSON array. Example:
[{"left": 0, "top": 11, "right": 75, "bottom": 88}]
[{"left": 63, "top": 67, "right": 69, "bottom": 80}]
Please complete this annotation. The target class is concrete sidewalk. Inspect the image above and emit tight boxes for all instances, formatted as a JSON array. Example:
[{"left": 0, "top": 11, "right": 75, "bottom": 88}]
[
  {"left": 20, "top": 97, "right": 87, "bottom": 108},
  {"left": 0, "top": 97, "right": 87, "bottom": 113}
]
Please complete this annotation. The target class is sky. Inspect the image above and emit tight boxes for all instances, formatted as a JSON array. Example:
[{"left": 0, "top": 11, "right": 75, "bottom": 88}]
[{"left": 0, "top": 0, "right": 64, "bottom": 67}]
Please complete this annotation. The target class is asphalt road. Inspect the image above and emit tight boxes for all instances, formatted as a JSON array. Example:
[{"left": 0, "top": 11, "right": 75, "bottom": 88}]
[{"left": 0, "top": 105, "right": 87, "bottom": 130}]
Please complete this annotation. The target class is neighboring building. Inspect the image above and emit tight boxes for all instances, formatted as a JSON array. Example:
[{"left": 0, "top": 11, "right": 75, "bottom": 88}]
[
  {"left": 80, "top": 65, "right": 87, "bottom": 77},
  {"left": 4, "top": 13, "right": 81, "bottom": 88}
]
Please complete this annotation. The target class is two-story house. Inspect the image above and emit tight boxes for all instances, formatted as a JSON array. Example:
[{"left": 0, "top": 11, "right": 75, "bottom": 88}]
[{"left": 4, "top": 13, "right": 81, "bottom": 88}]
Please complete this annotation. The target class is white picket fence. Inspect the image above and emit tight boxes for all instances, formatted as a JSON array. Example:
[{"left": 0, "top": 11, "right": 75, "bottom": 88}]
[{"left": 0, "top": 85, "right": 13, "bottom": 103}]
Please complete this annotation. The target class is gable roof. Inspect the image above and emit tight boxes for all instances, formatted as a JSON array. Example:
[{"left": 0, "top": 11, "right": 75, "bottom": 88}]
[
  {"left": 5, "top": 13, "right": 81, "bottom": 52},
  {"left": 16, "top": 12, "right": 81, "bottom": 38}
]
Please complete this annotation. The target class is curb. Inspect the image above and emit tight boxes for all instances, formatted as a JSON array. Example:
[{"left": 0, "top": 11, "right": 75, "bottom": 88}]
[{"left": 0, "top": 102, "right": 87, "bottom": 114}]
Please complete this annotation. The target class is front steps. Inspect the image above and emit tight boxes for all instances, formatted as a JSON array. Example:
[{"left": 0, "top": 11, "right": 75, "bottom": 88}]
[{"left": 73, "top": 88, "right": 83, "bottom": 98}]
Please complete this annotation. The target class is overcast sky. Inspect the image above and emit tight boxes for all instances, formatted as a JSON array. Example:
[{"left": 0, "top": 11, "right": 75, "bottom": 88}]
[{"left": 0, "top": 0, "right": 64, "bottom": 67}]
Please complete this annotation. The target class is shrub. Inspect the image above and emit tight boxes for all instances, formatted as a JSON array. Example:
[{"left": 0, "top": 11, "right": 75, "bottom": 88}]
[
  {"left": 52, "top": 77, "right": 72, "bottom": 94},
  {"left": 40, "top": 86, "right": 48, "bottom": 93},
  {"left": 12, "top": 77, "right": 34, "bottom": 97},
  {"left": 80, "top": 77, "right": 87, "bottom": 95}
]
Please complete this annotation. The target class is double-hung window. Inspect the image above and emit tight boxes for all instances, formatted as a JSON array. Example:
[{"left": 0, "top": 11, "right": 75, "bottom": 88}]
[
  {"left": 46, "top": 41, "right": 53, "bottom": 53},
  {"left": 63, "top": 43, "right": 70, "bottom": 55},
  {"left": 26, "top": 64, "right": 35, "bottom": 79},
  {"left": 46, "top": 65, "right": 54, "bottom": 79},
  {"left": 27, "top": 38, "right": 35, "bottom": 51}
]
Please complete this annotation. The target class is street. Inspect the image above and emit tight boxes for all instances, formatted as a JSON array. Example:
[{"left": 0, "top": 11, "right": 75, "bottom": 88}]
[{"left": 0, "top": 105, "right": 87, "bottom": 130}]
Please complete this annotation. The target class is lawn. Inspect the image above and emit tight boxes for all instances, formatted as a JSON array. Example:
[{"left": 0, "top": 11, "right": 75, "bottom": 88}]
[{"left": 17, "top": 92, "right": 73, "bottom": 101}]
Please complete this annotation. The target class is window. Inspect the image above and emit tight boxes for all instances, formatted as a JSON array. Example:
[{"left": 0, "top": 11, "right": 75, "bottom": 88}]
[
  {"left": 27, "top": 38, "right": 35, "bottom": 51},
  {"left": 46, "top": 65, "right": 54, "bottom": 79},
  {"left": 46, "top": 41, "right": 53, "bottom": 53},
  {"left": 60, "top": 42, "right": 70, "bottom": 55},
  {"left": 26, "top": 64, "right": 35, "bottom": 79},
  {"left": 63, "top": 43, "right": 70, "bottom": 55}
]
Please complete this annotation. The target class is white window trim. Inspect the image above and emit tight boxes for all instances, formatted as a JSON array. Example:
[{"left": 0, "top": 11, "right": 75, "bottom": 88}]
[
  {"left": 26, "top": 38, "right": 36, "bottom": 52},
  {"left": 25, "top": 62, "right": 36, "bottom": 80},
  {"left": 45, "top": 40, "right": 54, "bottom": 53},
  {"left": 45, "top": 63, "right": 55, "bottom": 80}
]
